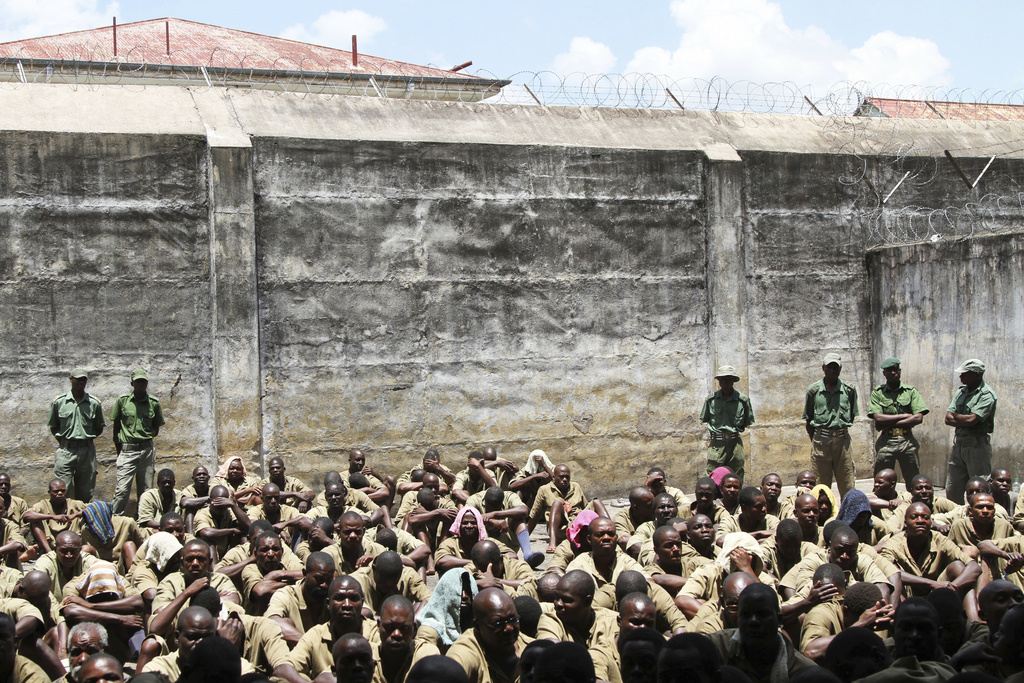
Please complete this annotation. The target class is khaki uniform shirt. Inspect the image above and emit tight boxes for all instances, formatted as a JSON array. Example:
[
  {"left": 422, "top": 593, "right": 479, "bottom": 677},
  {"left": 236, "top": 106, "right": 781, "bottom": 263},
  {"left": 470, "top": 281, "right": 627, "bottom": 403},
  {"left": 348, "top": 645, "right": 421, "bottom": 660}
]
[
  {"left": 34, "top": 552, "right": 94, "bottom": 602},
  {"left": 781, "top": 553, "right": 891, "bottom": 599},
  {"left": 880, "top": 531, "right": 972, "bottom": 592},
  {"left": 536, "top": 608, "right": 619, "bottom": 681},
  {"left": 681, "top": 563, "right": 777, "bottom": 603},
  {"left": 248, "top": 502, "right": 303, "bottom": 531},
  {"left": 453, "top": 469, "right": 489, "bottom": 498},
  {"left": 213, "top": 474, "right": 262, "bottom": 497},
  {"left": 799, "top": 599, "right": 844, "bottom": 651},
  {"left": 802, "top": 379, "right": 859, "bottom": 428},
  {"left": 856, "top": 656, "right": 957, "bottom": 683},
  {"left": 365, "top": 527, "right": 426, "bottom": 557},
  {"left": 547, "top": 539, "right": 581, "bottom": 573},
  {"left": 645, "top": 551, "right": 707, "bottom": 590},
  {"left": 465, "top": 490, "right": 526, "bottom": 549},
  {"left": 255, "top": 475, "right": 311, "bottom": 495},
  {"left": 11, "top": 655, "right": 49, "bottom": 683},
  {"left": 529, "top": 482, "right": 589, "bottom": 524},
  {"left": 351, "top": 566, "right": 432, "bottom": 614},
  {"left": 325, "top": 540, "right": 388, "bottom": 575},
  {"left": 110, "top": 392, "right": 164, "bottom": 443},
  {"left": 215, "top": 540, "right": 302, "bottom": 571},
  {"left": 472, "top": 557, "right": 538, "bottom": 600},
  {"left": 151, "top": 571, "right": 239, "bottom": 613},
  {"left": 141, "top": 652, "right": 256, "bottom": 680},
  {"left": 689, "top": 600, "right": 726, "bottom": 635},
  {"left": 284, "top": 620, "right": 380, "bottom": 679},
  {"left": 240, "top": 562, "right": 297, "bottom": 604},
  {"left": 434, "top": 537, "right": 509, "bottom": 566},
  {"left": 136, "top": 488, "right": 182, "bottom": 524},
  {"left": 885, "top": 498, "right": 959, "bottom": 534},
  {"left": 392, "top": 492, "right": 457, "bottom": 527},
  {"left": 700, "top": 389, "right": 755, "bottom": 433},
  {"left": 591, "top": 579, "right": 687, "bottom": 632},
  {"left": 761, "top": 540, "right": 826, "bottom": 581},
  {"left": 716, "top": 513, "right": 780, "bottom": 540},
  {"left": 127, "top": 559, "right": 165, "bottom": 596},
  {"left": 193, "top": 507, "right": 244, "bottom": 557},
  {"left": 236, "top": 613, "right": 291, "bottom": 672},
  {"left": 948, "top": 380, "right": 997, "bottom": 436},
  {"left": 265, "top": 584, "right": 327, "bottom": 633},
  {"left": 48, "top": 391, "right": 104, "bottom": 440},
  {"left": 614, "top": 509, "right": 645, "bottom": 539},
  {"left": 447, "top": 628, "right": 533, "bottom": 683},
  {"left": 4, "top": 496, "right": 26, "bottom": 529},
  {"left": 80, "top": 515, "right": 143, "bottom": 571},
  {"left": 565, "top": 550, "right": 647, "bottom": 602},
  {"left": 371, "top": 640, "right": 435, "bottom": 683},
  {"left": 348, "top": 470, "right": 384, "bottom": 489}
]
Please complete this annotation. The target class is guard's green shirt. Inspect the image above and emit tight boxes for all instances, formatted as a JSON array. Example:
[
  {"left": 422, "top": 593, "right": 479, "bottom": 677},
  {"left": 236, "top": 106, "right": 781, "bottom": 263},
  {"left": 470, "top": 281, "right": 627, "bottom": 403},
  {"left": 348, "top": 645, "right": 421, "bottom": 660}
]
[
  {"left": 802, "top": 379, "right": 858, "bottom": 429},
  {"left": 110, "top": 392, "right": 164, "bottom": 443},
  {"left": 868, "top": 382, "right": 929, "bottom": 418},
  {"left": 48, "top": 392, "right": 104, "bottom": 440},
  {"left": 948, "top": 380, "right": 997, "bottom": 436},
  {"left": 700, "top": 389, "right": 754, "bottom": 434}
]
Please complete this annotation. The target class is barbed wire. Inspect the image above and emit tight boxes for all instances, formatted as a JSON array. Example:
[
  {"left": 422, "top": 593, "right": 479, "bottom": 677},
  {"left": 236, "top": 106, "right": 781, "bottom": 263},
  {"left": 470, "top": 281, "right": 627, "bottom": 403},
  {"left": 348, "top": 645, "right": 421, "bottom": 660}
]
[{"left": 2, "top": 49, "right": 1024, "bottom": 246}]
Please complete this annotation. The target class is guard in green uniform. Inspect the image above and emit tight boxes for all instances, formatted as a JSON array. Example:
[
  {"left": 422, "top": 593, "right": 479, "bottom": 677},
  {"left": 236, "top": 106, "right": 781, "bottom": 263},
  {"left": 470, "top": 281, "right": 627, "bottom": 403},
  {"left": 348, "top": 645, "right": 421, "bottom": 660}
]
[
  {"left": 48, "top": 368, "right": 105, "bottom": 503},
  {"left": 110, "top": 369, "right": 165, "bottom": 515},
  {"left": 945, "top": 358, "right": 997, "bottom": 505},
  {"left": 868, "top": 357, "right": 929, "bottom": 485},
  {"left": 700, "top": 365, "right": 755, "bottom": 481},
  {"left": 803, "top": 353, "right": 859, "bottom": 499}
]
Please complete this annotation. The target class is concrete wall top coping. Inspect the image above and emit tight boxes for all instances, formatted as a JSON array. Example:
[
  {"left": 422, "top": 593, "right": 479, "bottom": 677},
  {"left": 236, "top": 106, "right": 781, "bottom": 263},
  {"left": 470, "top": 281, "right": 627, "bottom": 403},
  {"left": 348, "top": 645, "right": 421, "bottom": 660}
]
[{"left": 3, "top": 84, "right": 1024, "bottom": 159}]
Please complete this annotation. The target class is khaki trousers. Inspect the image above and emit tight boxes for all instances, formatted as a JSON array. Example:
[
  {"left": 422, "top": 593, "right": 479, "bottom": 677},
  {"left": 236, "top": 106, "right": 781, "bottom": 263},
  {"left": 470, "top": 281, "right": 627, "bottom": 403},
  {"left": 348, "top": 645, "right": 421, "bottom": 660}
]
[{"left": 811, "top": 430, "right": 855, "bottom": 499}]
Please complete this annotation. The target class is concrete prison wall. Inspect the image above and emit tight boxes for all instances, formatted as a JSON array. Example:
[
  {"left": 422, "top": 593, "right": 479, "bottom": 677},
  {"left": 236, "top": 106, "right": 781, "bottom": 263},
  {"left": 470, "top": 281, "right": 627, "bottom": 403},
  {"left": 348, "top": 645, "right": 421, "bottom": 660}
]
[{"left": 0, "top": 84, "right": 1020, "bottom": 500}]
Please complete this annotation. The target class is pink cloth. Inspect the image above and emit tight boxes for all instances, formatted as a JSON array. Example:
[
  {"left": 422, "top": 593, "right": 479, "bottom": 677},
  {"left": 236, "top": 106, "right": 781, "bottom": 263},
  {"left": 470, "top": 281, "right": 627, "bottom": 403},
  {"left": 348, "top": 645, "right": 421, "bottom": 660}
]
[
  {"left": 567, "top": 510, "right": 600, "bottom": 549},
  {"left": 449, "top": 506, "right": 488, "bottom": 540},
  {"left": 710, "top": 467, "right": 733, "bottom": 488},
  {"left": 215, "top": 456, "right": 246, "bottom": 480}
]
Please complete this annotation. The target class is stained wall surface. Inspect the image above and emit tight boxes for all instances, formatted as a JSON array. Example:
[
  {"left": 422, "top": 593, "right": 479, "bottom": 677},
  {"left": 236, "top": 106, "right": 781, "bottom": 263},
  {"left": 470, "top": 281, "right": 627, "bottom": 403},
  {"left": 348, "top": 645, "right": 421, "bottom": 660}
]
[{"left": 0, "top": 85, "right": 1019, "bottom": 500}]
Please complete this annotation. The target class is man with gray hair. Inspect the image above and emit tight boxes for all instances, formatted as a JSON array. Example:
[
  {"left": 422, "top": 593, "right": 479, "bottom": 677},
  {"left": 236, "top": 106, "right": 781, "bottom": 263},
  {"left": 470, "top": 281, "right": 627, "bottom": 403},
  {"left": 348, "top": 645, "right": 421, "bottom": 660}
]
[
  {"left": 945, "top": 358, "right": 997, "bottom": 505},
  {"left": 700, "top": 365, "right": 754, "bottom": 480},
  {"left": 803, "top": 353, "right": 859, "bottom": 499},
  {"left": 64, "top": 622, "right": 108, "bottom": 683}
]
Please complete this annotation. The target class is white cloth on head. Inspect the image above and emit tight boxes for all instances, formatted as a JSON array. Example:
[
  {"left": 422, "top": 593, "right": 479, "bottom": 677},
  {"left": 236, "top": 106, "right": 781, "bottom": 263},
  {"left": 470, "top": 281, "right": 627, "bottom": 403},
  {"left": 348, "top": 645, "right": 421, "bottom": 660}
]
[
  {"left": 522, "top": 449, "right": 554, "bottom": 475},
  {"left": 716, "top": 532, "right": 766, "bottom": 575},
  {"left": 142, "top": 531, "right": 184, "bottom": 572}
]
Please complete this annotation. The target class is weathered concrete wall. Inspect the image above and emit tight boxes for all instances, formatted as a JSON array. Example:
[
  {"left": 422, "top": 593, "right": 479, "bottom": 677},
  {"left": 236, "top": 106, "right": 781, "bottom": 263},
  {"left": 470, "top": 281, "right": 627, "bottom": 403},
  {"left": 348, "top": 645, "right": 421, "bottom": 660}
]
[
  {"left": 254, "top": 140, "right": 711, "bottom": 487},
  {"left": 868, "top": 231, "right": 1024, "bottom": 484},
  {"left": 0, "top": 85, "right": 1020, "bottom": 500},
  {"left": 0, "top": 132, "right": 215, "bottom": 497}
]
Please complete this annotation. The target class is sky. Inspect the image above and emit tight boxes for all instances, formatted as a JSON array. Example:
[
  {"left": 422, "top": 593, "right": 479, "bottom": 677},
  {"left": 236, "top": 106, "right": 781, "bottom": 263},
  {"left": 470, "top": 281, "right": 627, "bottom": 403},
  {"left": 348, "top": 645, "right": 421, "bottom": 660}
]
[{"left": 1, "top": 0, "right": 1022, "bottom": 95}]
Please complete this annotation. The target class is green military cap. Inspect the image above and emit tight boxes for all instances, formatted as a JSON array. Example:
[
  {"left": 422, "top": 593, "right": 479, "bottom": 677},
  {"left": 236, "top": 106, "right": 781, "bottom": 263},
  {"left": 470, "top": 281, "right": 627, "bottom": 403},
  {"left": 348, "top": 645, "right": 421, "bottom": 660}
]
[
  {"left": 131, "top": 369, "right": 148, "bottom": 381},
  {"left": 955, "top": 358, "right": 985, "bottom": 374},
  {"left": 69, "top": 368, "right": 88, "bottom": 379},
  {"left": 880, "top": 357, "right": 901, "bottom": 369},
  {"left": 821, "top": 352, "right": 842, "bottom": 367}
]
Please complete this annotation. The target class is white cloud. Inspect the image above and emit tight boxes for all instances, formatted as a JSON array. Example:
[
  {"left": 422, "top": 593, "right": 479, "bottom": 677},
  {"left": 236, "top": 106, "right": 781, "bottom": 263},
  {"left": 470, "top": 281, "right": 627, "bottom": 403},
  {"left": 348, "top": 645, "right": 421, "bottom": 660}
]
[
  {"left": 838, "top": 31, "right": 951, "bottom": 86},
  {"left": 552, "top": 37, "right": 617, "bottom": 74},
  {"left": 624, "top": 0, "right": 951, "bottom": 89},
  {"left": 281, "top": 9, "right": 386, "bottom": 49},
  {"left": 0, "top": 0, "right": 120, "bottom": 42}
]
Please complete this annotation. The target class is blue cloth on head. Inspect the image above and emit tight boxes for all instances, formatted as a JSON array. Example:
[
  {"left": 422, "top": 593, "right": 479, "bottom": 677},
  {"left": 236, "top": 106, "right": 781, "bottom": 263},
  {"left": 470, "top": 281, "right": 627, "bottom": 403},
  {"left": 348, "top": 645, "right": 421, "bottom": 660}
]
[
  {"left": 838, "top": 489, "right": 873, "bottom": 528},
  {"left": 82, "top": 501, "right": 115, "bottom": 545},
  {"left": 416, "top": 568, "right": 478, "bottom": 646}
]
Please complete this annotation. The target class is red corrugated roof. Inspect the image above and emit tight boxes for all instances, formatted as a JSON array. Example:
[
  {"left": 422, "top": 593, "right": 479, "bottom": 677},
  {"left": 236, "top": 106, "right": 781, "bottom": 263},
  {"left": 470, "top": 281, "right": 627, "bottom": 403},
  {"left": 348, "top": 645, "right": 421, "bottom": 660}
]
[
  {"left": 862, "top": 97, "right": 1024, "bottom": 122},
  {"left": 0, "top": 17, "right": 474, "bottom": 79}
]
